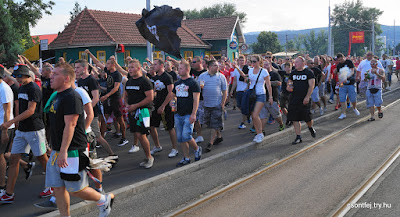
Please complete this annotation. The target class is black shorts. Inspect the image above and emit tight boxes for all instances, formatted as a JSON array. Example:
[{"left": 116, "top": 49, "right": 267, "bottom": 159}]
[
  {"left": 287, "top": 103, "right": 312, "bottom": 122},
  {"left": 150, "top": 105, "right": 174, "bottom": 130},
  {"left": 0, "top": 129, "right": 15, "bottom": 154},
  {"left": 103, "top": 97, "right": 123, "bottom": 118},
  {"left": 128, "top": 113, "right": 150, "bottom": 135},
  {"left": 203, "top": 105, "right": 223, "bottom": 129}
]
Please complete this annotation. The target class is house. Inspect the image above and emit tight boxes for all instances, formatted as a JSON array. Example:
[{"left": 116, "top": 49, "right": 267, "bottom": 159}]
[
  {"left": 23, "top": 34, "right": 58, "bottom": 62},
  {"left": 183, "top": 16, "right": 246, "bottom": 61},
  {"left": 49, "top": 9, "right": 245, "bottom": 65}
]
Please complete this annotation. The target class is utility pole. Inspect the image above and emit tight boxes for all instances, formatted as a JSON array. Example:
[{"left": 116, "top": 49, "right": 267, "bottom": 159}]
[
  {"left": 394, "top": 20, "right": 396, "bottom": 56},
  {"left": 328, "top": 0, "right": 332, "bottom": 57},
  {"left": 146, "top": 0, "right": 153, "bottom": 61},
  {"left": 372, "top": 18, "right": 375, "bottom": 54},
  {"left": 285, "top": 34, "right": 288, "bottom": 56}
]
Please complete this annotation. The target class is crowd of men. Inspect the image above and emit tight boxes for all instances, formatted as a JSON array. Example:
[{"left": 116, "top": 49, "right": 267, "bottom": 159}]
[{"left": 0, "top": 49, "right": 397, "bottom": 215}]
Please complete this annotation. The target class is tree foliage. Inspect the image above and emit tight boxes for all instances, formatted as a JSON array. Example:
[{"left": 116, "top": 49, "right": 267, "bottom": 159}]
[
  {"left": 0, "top": 0, "right": 23, "bottom": 66},
  {"left": 331, "top": 0, "right": 382, "bottom": 56},
  {"left": 5, "top": 0, "right": 55, "bottom": 49},
  {"left": 183, "top": 3, "right": 247, "bottom": 24},
  {"left": 285, "top": 40, "right": 296, "bottom": 52},
  {"left": 65, "top": 1, "right": 86, "bottom": 27},
  {"left": 301, "top": 30, "right": 328, "bottom": 56},
  {"left": 250, "top": 31, "right": 281, "bottom": 54}
]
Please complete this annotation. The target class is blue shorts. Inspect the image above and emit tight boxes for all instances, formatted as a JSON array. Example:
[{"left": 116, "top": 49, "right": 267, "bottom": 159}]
[
  {"left": 386, "top": 72, "right": 392, "bottom": 83},
  {"left": 311, "top": 87, "right": 320, "bottom": 102},
  {"left": 366, "top": 89, "right": 383, "bottom": 108},
  {"left": 174, "top": 114, "right": 194, "bottom": 143},
  {"left": 236, "top": 91, "right": 245, "bottom": 109},
  {"left": 256, "top": 94, "right": 266, "bottom": 102},
  {"left": 339, "top": 84, "right": 357, "bottom": 103}
]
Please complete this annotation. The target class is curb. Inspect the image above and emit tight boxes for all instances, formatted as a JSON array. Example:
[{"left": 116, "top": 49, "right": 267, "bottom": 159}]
[{"left": 40, "top": 86, "right": 400, "bottom": 217}]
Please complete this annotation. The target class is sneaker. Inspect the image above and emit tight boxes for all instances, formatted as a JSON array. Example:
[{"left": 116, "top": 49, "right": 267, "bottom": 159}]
[
  {"left": 386, "top": 86, "right": 391, "bottom": 90},
  {"left": 279, "top": 125, "right": 285, "bottom": 131},
  {"left": 338, "top": 113, "right": 347, "bottom": 120},
  {"left": 319, "top": 107, "right": 324, "bottom": 115},
  {"left": 139, "top": 157, "right": 154, "bottom": 169},
  {"left": 113, "top": 132, "right": 122, "bottom": 138},
  {"left": 253, "top": 134, "right": 258, "bottom": 142},
  {"left": 205, "top": 143, "right": 213, "bottom": 153},
  {"left": 168, "top": 149, "right": 179, "bottom": 158},
  {"left": 255, "top": 134, "right": 264, "bottom": 143},
  {"left": 176, "top": 158, "right": 191, "bottom": 167},
  {"left": 40, "top": 187, "right": 53, "bottom": 198},
  {"left": 378, "top": 112, "right": 383, "bottom": 118},
  {"left": 353, "top": 108, "right": 360, "bottom": 116},
  {"left": 324, "top": 107, "right": 328, "bottom": 112},
  {"left": 214, "top": 137, "right": 223, "bottom": 145},
  {"left": 292, "top": 137, "right": 302, "bottom": 145},
  {"left": 117, "top": 138, "right": 129, "bottom": 147},
  {"left": 247, "top": 116, "right": 252, "bottom": 124},
  {"left": 250, "top": 127, "right": 256, "bottom": 133},
  {"left": 238, "top": 123, "right": 246, "bottom": 129},
  {"left": 309, "top": 127, "right": 316, "bottom": 138},
  {"left": 24, "top": 162, "right": 36, "bottom": 180},
  {"left": 0, "top": 192, "right": 14, "bottom": 204},
  {"left": 98, "top": 193, "right": 115, "bottom": 217},
  {"left": 128, "top": 145, "right": 140, "bottom": 153},
  {"left": 34, "top": 200, "right": 57, "bottom": 210},
  {"left": 195, "top": 136, "right": 204, "bottom": 143},
  {"left": 347, "top": 103, "right": 351, "bottom": 108},
  {"left": 328, "top": 99, "right": 334, "bottom": 104},
  {"left": 150, "top": 146, "right": 163, "bottom": 155},
  {"left": 285, "top": 120, "right": 292, "bottom": 127},
  {"left": 194, "top": 147, "right": 202, "bottom": 161}
]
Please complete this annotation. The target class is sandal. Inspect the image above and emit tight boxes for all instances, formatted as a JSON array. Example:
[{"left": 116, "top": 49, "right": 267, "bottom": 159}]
[
  {"left": 367, "top": 117, "right": 375, "bottom": 121},
  {"left": 378, "top": 112, "right": 383, "bottom": 118}
]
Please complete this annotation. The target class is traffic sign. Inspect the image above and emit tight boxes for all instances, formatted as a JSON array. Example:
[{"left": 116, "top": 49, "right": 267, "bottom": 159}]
[
  {"left": 40, "top": 39, "right": 49, "bottom": 51},
  {"left": 229, "top": 41, "right": 238, "bottom": 50}
]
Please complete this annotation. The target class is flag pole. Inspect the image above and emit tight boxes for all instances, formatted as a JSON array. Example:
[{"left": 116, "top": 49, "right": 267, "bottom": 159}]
[{"left": 146, "top": 0, "right": 153, "bottom": 62}]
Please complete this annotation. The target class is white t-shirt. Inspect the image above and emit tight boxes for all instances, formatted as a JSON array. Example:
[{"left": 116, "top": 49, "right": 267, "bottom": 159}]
[
  {"left": 74, "top": 87, "right": 92, "bottom": 133},
  {"left": 323, "top": 64, "right": 331, "bottom": 82},
  {"left": 380, "top": 59, "right": 393, "bottom": 73},
  {"left": 248, "top": 68, "right": 269, "bottom": 95},
  {"left": 357, "top": 59, "right": 384, "bottom": 80},
  {"left": 0, "top": 81, "right": 15, "bottom": 129},
  {"left": 231, "top": 67, "right": 248, "bottom": 92}
]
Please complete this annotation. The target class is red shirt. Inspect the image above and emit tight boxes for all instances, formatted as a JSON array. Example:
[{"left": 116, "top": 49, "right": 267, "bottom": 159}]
[
  {"left": 331, "top": 64, "right": 338, "bottom": 82},
  {"left": 396, "top": 60, "right": 400, "bottom": 70}
]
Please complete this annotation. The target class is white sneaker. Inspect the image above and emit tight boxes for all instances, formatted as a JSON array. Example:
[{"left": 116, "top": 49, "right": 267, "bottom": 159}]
[
  {"left": 338, "top": 113, "right": 347, "bottom": 119},
  {"left": 353, "top": 108, "right": 360, "bottom": 116},
  {"left": 328, "top": 99, "right": 334, "bottom": 104},
  {"left": 255, "top": 134, "right": 264, "bottom": 143},
  {"left": 129, "top": 145, "right": 140, "bottom": 153},
  {"left": 253, "top": 134, "right": 258, "bottom": 142},
  {"left": 319, "top": 107, "right": 324, "bottom": 115},
  {"left": 168, "top": 149, "right": 179, "bottom": 158},
  {"left": 150, "top": 146, "right": 163, "bottom": 155},
  {"left": 324, "top": 107, "right": 327, "bottom": 112},
  {"left": 195, "top": 136, "right": 204, "bottom": 143},
  {"left": 386, "top": 86, "right": 391, "bottom": 90}
]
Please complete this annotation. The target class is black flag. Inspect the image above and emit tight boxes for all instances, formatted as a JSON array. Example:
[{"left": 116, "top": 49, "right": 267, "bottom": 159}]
[{"left": 136, "top": 5, "right": 183, "bottom": 59}]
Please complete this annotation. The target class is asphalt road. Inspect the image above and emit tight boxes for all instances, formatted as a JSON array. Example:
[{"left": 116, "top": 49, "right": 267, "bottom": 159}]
[
  {"left": 175, "top": 94, "right": 400, "bottom": 217},
  {"left": 1, "top": 79, "right": 400, "bottom": 217}
]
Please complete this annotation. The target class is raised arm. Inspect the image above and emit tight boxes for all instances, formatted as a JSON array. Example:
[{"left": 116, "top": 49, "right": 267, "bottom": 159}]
[{"left": 85, "top": 49, "right": 105, "bottom": 70}]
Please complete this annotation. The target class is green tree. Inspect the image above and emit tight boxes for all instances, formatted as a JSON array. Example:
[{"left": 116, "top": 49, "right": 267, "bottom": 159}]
[
  {"left": 0, "top": 0, "right": 23, "bottom": 66},
  {"left": 331, "top": 0, "right": 382, "bottom": 56},
  {"left": 285, "top": 40, "right": 296, "bottom": 52},
  {"left": 183, "top": 3, "right": 247, "bottom": 24},
  {"left": 5, "top": 0, "right": 55, "bottom": 49},
  {"left": 65, "top": 1, "right": 86, "bottom": 27},
  {"left": 250, "top": 31, "right": 281, "bottom": 54},
  {"left": 301, "top": 30, "right": 328, "bottom": 56},
  {"left": 395, "top": 43, "right": 400, "bottom": 54}
]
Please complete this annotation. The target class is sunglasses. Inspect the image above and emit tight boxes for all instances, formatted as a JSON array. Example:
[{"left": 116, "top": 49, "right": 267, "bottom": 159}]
[
  {"left": 13, "top": 74, "right": 23, "bottom": 78},
  {"left": 251, "top": 60, "right": 258, "bottom": 63},
  {"left": 266, "top": 56, "right": 272, "bottom": 59},
  {"left": 371, "top": 63, "right": 377, "bottom": 65},
  {"left": 192, "top": 61, "right": 197, "bottom": 64}
]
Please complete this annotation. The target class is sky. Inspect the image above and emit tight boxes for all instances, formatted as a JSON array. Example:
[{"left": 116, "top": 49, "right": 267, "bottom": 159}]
[{"left": 30, "top": 0, "right": 399, "bottom": 35}]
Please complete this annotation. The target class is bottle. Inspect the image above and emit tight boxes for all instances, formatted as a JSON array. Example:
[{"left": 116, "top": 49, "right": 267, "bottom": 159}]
[{"left": 171, "top": 100, "right": 176, "bottom": 112}]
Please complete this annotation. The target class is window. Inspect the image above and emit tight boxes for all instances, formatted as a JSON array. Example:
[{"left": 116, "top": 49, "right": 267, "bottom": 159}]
[
  {"left": 210, "top": 51, "right": 221, "bottom": 58},
  {"left": 97, "top": 51, "right": 106, "bottom": 64},
  {"left": 63, "top": 52, "right": 67, "bottom": 60},
  {"left": 79, "top": 51, "right": 88, "bottom": 61},
  {"left": 184, "top": 51, "right": 193, "bottom": 60},
  {"left": 124, "top": 50, "right": 131, "bottom": 65},
  {"left": 153, "top": 51, "right": 164, "bottom": 60}
]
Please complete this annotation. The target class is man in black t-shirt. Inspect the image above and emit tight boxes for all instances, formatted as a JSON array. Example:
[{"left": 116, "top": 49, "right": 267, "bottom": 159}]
[
  {"left": 0, "top": 64, "right": 49, "bottom": 203},
  {"left": 149, "top": 59, "right": 179, "bottom": 158},
  {"left": 286, "top": 57, "right": 316, "bottom": 145},
  {"left": 334, "top": 53, "right": 360, "bottom": 119},
  {"left": 165, "top": 61, "right": 178, "bottom": 82},
  {"left": 41, "top": 64, "right": 54, "bottom": 146},
  {"left": 85, "top": 50, "right": 128, "bottom": 146},
  {"left": 75, "top": 59, "right": 117, "bottom": 159},
  {"left": 45, "top": 63, "right": 114, "bottom": 216},
  {"left": 124, "top": 59, "right": 154, "bottom": 169},
  {"left": 173, "top": 60, "right": 202, "bottom": 167},
  {"left": 261, "top": 61, "right": 285, "bottom": 131},
  {"left": 279, "top": 62, "right": 293, "bottom": 126}
]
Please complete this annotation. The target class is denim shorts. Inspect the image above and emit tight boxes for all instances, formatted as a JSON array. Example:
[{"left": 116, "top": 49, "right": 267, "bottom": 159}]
[
  {"left": 256, "top": 94, "right": 266, "bottom": 102},
  {"left": 339, "top": 84, "right": 357, "bottom": 103},
  {"left": 235, "top": 91, "right": 245, "bottom": 109},
  {"left": 174, "top": 114, "right": 194, "bottom": 143},
  {"left": 366, "top": 89, "right": 383, "bottom": 108},
  {"left": 311, "top": 87, "right": 320, "bottom": 102}
]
